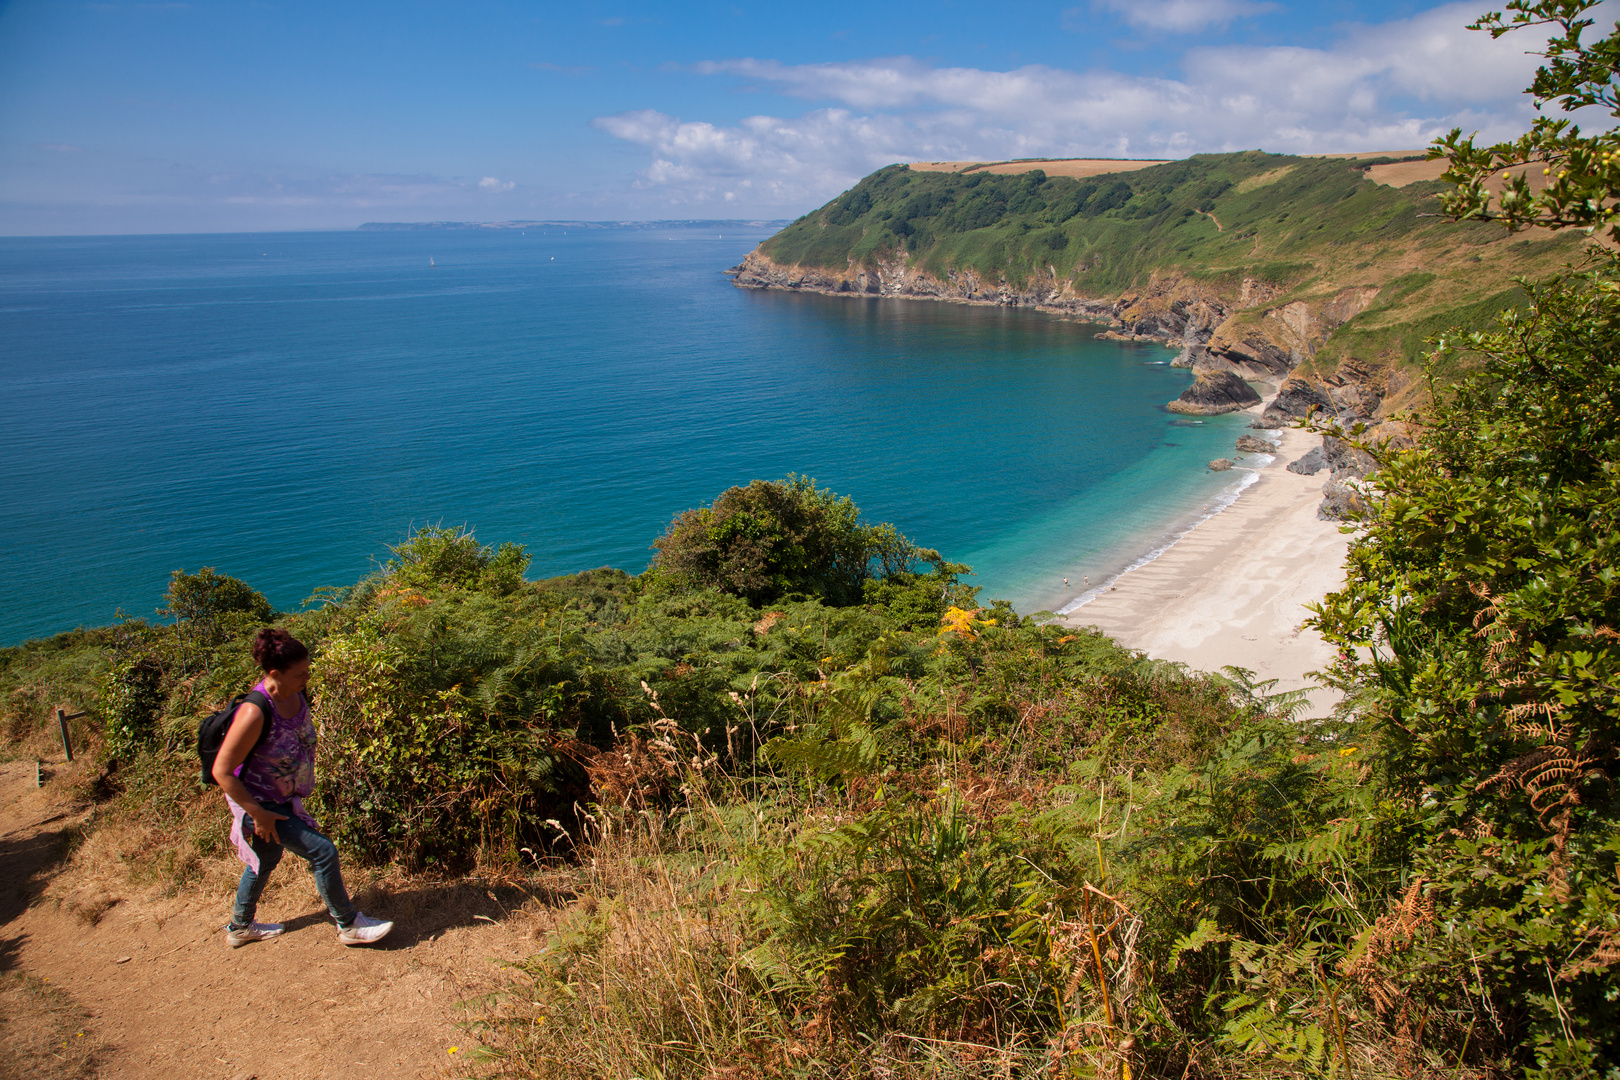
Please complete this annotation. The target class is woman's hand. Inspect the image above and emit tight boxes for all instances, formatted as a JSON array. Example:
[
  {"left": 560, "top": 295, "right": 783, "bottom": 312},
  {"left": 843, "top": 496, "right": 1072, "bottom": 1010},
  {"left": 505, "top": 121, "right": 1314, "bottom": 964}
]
[
  {"left": 247, "top": 807, "right": 289, "bottom": 845},
  {"left": 214, "top": 700, "right": 287, "bottom": 843}
]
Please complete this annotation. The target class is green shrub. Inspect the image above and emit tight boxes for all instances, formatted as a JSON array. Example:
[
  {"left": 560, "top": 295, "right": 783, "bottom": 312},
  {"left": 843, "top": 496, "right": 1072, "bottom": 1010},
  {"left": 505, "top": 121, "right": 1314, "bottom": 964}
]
[
  {"left": 1311, "top": 267, "right": 1620, "bottom": 1074},
  {"left": 383, "top": 525, "right": 530, "bottom": 595},
  {"left": 311, "top": 593, "right": 587, "bottom": 869},
  {"left": 98, "top": 651, "right": 165, "bottom": 763},
  {"left": 650, "top": 476, "right": 923, "bottom": 607},
  {"left": 161, "top": 566, "right": 275, "bottom": 628},
  {"left": 748, "top": 792, "right": 1080, "bottom": 1036}
]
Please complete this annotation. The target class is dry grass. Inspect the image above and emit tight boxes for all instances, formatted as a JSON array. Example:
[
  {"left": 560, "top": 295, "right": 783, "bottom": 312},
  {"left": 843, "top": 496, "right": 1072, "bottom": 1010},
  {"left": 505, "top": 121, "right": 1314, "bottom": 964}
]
[
  {"left": 1234, "top": 166, "right": 1296, "bottom": 194},
  {"left": 464, "top": 808, "right": 782, "bottom": 1080},
  {"left": 462, "top": 799, "right": 1157, "bottom": 1080},
  {"left": 0, "top": 971, "right": 106, "bottom": 1080},
  {"left": 1363, "top": 159, "right": 1552, "bottom": 196}
]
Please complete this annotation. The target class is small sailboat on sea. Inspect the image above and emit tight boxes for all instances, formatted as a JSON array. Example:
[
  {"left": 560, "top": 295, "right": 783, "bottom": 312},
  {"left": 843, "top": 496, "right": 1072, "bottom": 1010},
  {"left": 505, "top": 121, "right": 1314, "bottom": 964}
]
[{"left": 429, "top": 256, "right": 436, "bottom": 268}]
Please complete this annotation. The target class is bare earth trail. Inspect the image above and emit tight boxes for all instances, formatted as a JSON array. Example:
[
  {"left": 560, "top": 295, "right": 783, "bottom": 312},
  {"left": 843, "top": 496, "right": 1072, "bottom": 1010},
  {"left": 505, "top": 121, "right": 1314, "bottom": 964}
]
[{"left": 0, "top": 759, "right": 541, "bottom": 1080}]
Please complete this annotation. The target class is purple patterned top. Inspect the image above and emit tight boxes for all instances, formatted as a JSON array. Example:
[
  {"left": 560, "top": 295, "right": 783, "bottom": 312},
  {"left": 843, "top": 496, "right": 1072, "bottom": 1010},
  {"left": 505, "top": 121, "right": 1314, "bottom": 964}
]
[{"left": 234, "top": 680, "right": 316, "bottom": 804}]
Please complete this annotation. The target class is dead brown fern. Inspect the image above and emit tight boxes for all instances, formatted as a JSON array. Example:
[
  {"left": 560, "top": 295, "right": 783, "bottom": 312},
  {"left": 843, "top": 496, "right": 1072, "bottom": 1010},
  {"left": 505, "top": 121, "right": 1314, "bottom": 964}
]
[
  {"left": 1560, "top": 929, "right": 1620, "bottom": 981},
  {"left": 1340, "top": 878, "right": 1437, "bottom": 1061},
  {"left": 584, "top": 728, "right": 683, "bottom": 813},
  {"left": 1466, "top": 586, "right": 1615, "bottom": 900}
]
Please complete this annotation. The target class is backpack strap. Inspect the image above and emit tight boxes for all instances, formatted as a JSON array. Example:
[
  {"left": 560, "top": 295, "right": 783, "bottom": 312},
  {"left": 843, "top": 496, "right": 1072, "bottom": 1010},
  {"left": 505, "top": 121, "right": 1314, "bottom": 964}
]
[{"left": 236, "top": 689, "right": 276, "bottom": 764}]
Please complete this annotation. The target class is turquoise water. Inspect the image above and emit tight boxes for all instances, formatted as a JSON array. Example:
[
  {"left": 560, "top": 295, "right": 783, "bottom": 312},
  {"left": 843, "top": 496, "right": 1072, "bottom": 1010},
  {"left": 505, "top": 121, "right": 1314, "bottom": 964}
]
[{"left": 0, "top": 228, "right": 1254, "bottom": 645}]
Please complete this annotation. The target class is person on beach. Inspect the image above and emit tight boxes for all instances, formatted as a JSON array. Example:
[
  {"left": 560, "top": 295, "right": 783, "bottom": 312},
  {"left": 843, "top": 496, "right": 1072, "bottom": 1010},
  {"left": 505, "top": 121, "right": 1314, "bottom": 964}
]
[{"left": 213, "top": 628, "right": 394, "bottom": 948}]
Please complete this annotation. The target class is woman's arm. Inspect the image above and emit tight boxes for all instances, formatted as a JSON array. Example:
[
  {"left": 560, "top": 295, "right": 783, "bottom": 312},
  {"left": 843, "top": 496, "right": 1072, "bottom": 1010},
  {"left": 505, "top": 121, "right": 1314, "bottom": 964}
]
[{"left": 212, "top": 701, "right": 287, "bottom": 844}]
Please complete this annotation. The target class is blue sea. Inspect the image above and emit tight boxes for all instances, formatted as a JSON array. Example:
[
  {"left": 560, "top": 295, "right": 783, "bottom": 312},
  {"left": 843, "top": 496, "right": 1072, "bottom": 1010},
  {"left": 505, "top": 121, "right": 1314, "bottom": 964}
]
[{"left": 0, "top": 227, "right": 1258, "bottom": 646}]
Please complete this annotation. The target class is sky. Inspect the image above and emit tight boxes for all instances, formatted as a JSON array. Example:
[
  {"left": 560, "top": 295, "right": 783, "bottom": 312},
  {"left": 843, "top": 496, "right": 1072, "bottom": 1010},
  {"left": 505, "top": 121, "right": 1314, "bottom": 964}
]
[{"left": 0, "top": 0, "right": 1596, "bottom": 234}]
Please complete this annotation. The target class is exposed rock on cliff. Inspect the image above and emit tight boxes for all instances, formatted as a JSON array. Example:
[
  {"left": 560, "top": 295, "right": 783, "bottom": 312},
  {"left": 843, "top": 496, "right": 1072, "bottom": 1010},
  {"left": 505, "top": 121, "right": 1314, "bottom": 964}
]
[
  {"left": 1315, "top": 435, "right": 1380, "bottom": 519},
  {"left": 1201, "top": 286, "right": 1380, "bottom": 378},
  {"left": 1167, "top": 369, "right": 1263, "bottom": 415},
  {"left": 1323, "top": 435, "right": 1378, "bottom": 478},
  {"left": 1288, "top": 446, "right": 1328, "bottom": 475},
  {"left": 1320, "top": 478, "right": 1371, "bottom": 520},
  {"left": 730, "top": 250, "right": 1119, "bottom": 321},
  {"left": 1256, "top": 375, "right": 1336, "bottom": 428}
]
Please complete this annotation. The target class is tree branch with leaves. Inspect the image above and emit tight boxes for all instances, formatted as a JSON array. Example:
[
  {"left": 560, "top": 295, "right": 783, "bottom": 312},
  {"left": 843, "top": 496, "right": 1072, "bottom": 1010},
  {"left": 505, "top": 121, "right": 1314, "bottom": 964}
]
[{"left": 1432, "top": 0, "right": 1620, "bottom": 244}]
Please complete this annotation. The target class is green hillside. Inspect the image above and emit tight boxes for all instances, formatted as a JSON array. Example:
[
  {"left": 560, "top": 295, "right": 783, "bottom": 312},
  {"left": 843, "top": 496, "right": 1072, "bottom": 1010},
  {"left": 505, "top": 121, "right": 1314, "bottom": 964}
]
[{"left": 759, "top": 152, "right": 1587, "bottom": 373}]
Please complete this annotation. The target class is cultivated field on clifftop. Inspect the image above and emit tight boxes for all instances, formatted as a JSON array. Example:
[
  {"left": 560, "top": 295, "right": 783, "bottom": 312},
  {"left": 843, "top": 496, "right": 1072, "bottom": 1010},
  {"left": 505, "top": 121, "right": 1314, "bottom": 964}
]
[{"left": 908, "top": 157, "right": 1171, "bottom": 178}]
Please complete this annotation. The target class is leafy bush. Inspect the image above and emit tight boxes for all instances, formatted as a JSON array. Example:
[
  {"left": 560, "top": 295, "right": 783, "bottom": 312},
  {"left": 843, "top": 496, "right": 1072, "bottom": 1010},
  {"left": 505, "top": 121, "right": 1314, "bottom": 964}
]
[
  {"left": 312, "top": 611, "right": 583, "bottom": 868},
  {"left": 749, "top": 792, "right": 1078, "bottom": 1036},
  {"left": 97, "top": 644, "right": 166, "bottom": 763},
  {"left": 1310, "top": 267, "right": 1620, "bottom": 1075},
  {"left": 384, "top": 525, "right": 530, "bottom": 595},
  {"left": 161, "top": 566, "right": 275, "bottom": 630},
  {"left": 161, "top": 567, "right": 277, "bottom": 670},
  {"left": 650, "top": 476, "right": 922, "bottom": 607}
]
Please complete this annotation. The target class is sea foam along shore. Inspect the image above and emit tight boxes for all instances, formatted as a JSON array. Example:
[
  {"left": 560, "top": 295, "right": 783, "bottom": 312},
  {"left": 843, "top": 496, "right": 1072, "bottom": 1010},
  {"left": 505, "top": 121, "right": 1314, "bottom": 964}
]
[{"left": 1059, "top": 424, "right": 1354, "bottom": 716}]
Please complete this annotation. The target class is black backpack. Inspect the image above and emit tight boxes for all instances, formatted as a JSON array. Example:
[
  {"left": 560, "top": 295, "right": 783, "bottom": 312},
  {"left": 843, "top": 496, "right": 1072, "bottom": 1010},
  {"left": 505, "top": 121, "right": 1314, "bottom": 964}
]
[{"left": 197, "top": 689, "right": 274, "bottom": 786}]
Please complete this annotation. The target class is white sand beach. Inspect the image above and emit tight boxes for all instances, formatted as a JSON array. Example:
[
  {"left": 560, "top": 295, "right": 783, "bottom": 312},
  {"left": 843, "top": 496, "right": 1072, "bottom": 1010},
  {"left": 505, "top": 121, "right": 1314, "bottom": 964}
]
[{"left": 1063, "top": 425, "right": 1354, "bottom": 715}]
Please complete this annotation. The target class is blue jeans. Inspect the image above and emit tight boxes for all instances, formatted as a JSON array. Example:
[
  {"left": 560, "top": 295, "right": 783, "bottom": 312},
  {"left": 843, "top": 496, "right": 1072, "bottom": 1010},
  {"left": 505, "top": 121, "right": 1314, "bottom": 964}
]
[{"left": 231, "top": 801, "right": 357, "bottom": 929}]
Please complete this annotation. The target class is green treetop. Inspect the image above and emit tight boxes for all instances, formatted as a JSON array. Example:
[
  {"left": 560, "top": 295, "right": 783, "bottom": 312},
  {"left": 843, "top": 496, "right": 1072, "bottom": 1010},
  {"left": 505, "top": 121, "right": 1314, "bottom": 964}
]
[{"left": 1435, "top": 0, "right": 1620, "bottom": 245}]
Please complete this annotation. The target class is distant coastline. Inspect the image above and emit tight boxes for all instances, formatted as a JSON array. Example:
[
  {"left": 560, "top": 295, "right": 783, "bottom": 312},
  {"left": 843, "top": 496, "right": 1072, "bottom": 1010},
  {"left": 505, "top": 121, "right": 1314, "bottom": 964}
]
[{"left": 357, "top": 218, "right": 792, "bottom": 231}]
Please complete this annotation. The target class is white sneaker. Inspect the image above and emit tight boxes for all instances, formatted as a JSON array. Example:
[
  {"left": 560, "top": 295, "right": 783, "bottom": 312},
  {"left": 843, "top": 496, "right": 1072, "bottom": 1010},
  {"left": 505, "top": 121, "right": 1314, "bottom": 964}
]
[
  {"left": 226, "top": 921, "right": 285, "bottom": 948},
  {"left": 337, "top": 912, "right": 394, "bottom": 946}
]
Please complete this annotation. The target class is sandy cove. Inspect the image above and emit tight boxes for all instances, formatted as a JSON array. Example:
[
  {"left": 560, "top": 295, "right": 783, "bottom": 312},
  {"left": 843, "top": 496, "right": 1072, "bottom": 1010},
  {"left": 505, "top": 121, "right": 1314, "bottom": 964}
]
[{"left": 1063, "top": 424, "right": 1353, "bottom": 716}]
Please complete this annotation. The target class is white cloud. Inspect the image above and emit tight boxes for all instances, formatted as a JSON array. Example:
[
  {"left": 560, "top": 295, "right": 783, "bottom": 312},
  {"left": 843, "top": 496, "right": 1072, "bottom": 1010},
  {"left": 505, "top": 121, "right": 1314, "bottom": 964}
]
[
  {"left": 593, "top": 108, "right": 922, "bottom": 211},
  {"left": 478, "top": 176, "right": 516, "bottom": 192},
  {"left": 1086, "top": 0, "right": 1279, "bottom": 34},
  {"left": 598, "top": 2, "right": 1568, "bottom": 215}
]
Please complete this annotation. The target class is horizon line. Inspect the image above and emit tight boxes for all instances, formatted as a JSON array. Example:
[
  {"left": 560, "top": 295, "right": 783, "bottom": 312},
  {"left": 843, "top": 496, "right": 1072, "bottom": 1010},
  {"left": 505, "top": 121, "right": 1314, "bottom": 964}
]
[{"left": 0, "top": 218, "right": 795, "bottom": 240}]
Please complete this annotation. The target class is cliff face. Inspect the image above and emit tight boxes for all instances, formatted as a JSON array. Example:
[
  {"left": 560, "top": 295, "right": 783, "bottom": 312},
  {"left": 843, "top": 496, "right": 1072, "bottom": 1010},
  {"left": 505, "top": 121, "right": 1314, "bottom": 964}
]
[
  {"left": 732, "top": 248, "right": 1388, "bottom": 428},
  {"left": 730, "top": 248, "right": 1118, "bottom": 321}
]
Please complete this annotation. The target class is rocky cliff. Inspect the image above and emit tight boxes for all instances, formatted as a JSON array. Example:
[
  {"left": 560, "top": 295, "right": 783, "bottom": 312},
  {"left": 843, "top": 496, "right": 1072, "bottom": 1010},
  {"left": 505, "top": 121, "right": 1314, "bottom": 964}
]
[
  {"left": 731, "top": 152, "right": 1591, "bottom": 521},
  {"left": 730, "top": 248, "right": 1119, "bottom": 322},
  {"left": 732, "top": 248, "right": 1391, "bottom": 429}
]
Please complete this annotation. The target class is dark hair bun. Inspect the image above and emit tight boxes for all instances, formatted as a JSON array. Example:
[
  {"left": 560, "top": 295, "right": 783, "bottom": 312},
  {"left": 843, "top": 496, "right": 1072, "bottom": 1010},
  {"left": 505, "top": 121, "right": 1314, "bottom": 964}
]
[{"left": 252, "top": 627, "right": 310, "bottom": 673}]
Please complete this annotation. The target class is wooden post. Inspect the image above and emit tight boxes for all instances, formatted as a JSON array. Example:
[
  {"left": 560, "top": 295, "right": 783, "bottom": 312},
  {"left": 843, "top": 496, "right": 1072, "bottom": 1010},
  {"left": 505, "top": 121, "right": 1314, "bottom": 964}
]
[{"left": 57, "top": 708, "right": 74, "bottom": 763}]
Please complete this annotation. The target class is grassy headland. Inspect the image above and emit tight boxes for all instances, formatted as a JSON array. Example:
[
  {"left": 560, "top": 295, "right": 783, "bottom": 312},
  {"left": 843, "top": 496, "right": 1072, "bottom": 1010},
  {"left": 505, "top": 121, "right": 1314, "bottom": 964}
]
[{"left": 738, "top": 152, "right": 1590, "bottom": 419}]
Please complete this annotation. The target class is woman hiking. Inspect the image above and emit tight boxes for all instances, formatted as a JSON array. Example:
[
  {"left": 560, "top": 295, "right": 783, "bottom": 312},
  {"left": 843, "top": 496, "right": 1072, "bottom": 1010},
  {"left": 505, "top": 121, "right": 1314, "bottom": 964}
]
[{"left": 213, "top": 627, "right": 393, "bottom": 948}]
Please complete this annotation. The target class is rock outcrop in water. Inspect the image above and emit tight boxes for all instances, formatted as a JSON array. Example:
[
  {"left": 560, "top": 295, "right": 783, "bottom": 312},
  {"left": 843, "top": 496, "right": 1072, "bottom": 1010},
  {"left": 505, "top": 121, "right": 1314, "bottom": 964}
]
[
  {"left": 1235, "top": 434, "right": 1275, "bottom": 454},
  {"left": 1167, "top": 369, "right": 1263, "bottom": 415}
]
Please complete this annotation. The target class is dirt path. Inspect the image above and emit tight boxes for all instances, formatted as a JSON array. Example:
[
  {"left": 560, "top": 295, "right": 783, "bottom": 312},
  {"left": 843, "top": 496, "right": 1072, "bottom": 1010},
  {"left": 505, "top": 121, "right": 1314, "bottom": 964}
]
[{"left": 0, "top": 757, "right": 542, "bottom": 1079}]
